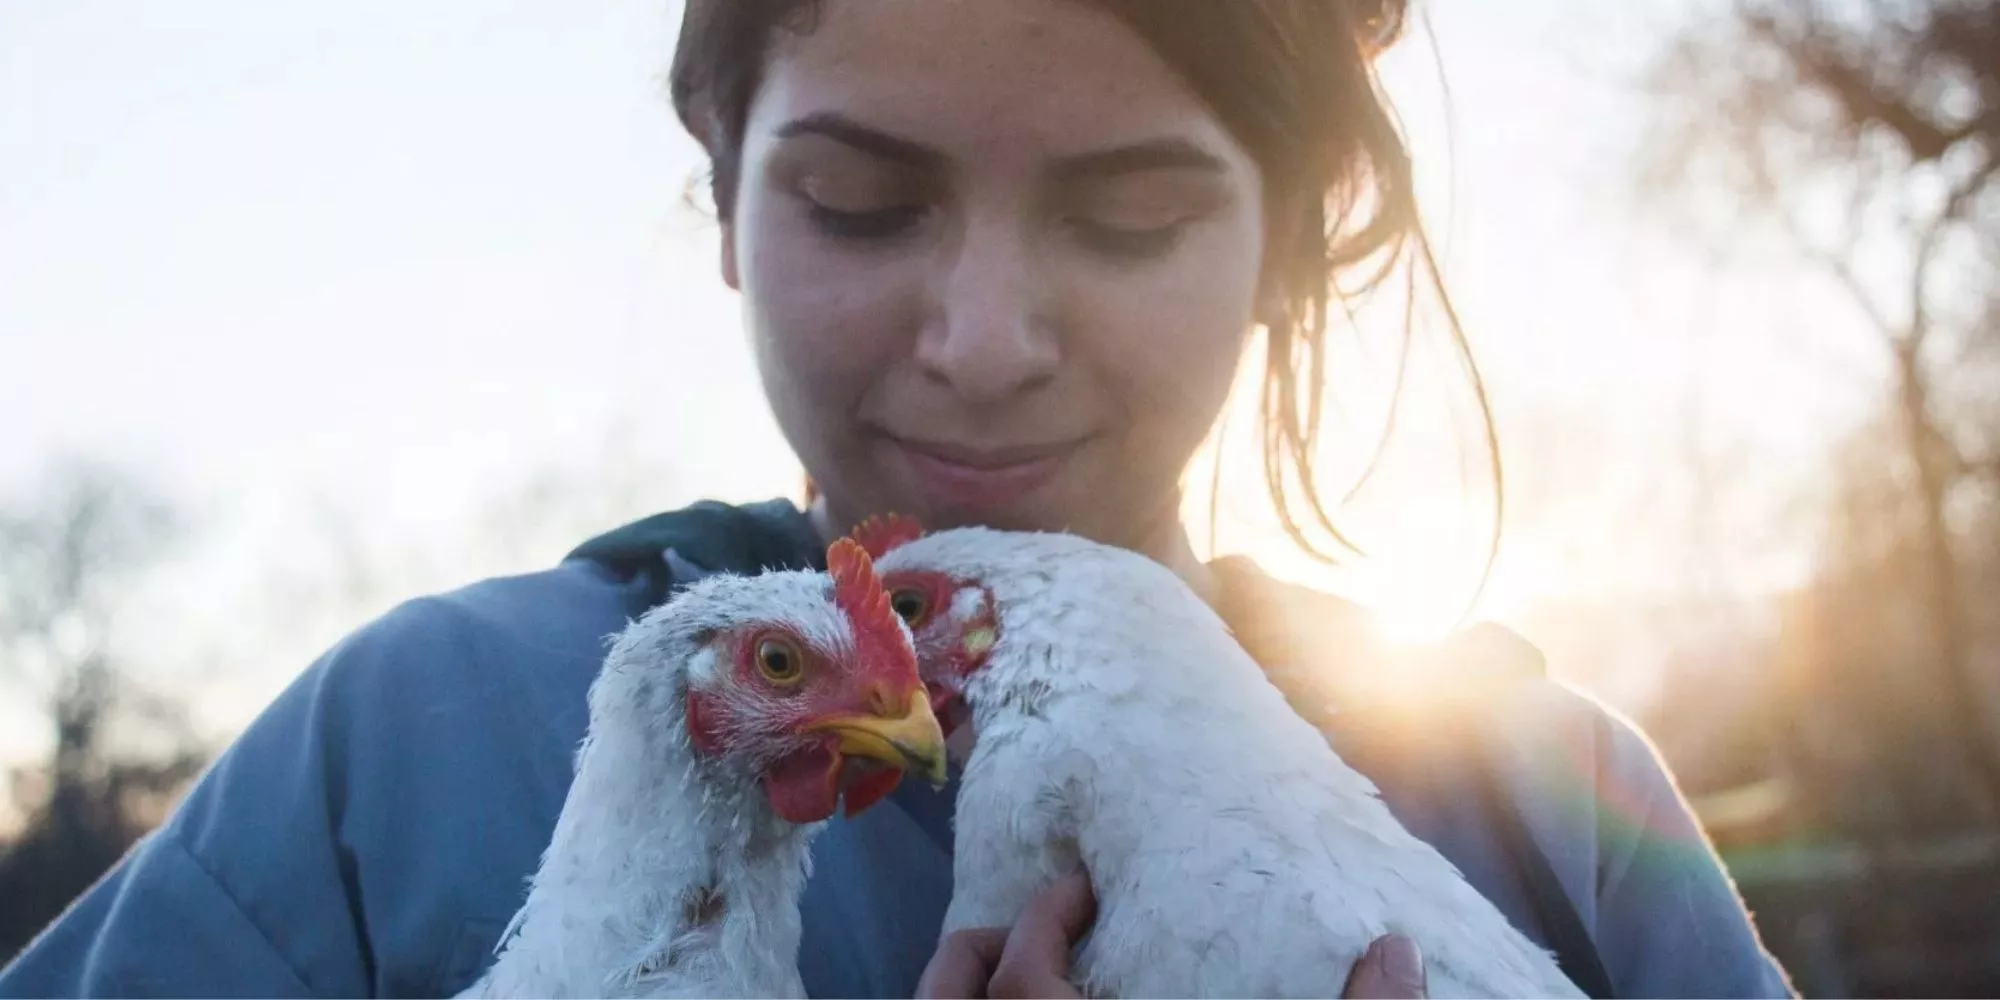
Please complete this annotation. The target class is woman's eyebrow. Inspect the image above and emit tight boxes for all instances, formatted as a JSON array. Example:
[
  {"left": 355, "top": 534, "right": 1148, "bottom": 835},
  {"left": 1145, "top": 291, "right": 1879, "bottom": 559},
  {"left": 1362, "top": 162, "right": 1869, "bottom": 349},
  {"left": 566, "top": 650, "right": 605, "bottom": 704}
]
[
  {"left": 773, "top": 112, "right": 1227, "bottom": 180},
  {"left": 774, "top": 112, "right": 944, "bottom": 167},
  {"left": 1048, "top": 139, "right": 1228, "bottom": 182}
]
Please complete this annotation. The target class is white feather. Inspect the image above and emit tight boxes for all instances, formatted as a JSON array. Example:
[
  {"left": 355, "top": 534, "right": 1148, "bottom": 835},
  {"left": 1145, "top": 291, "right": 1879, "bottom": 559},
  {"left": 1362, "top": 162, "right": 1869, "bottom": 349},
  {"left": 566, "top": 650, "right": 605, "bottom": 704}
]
[
  {"left": 684, "top": 646, "right": 721, "bottom": 687},
  {"left": 878, "top": 529, "right": 1586, "bottom": 1000}
]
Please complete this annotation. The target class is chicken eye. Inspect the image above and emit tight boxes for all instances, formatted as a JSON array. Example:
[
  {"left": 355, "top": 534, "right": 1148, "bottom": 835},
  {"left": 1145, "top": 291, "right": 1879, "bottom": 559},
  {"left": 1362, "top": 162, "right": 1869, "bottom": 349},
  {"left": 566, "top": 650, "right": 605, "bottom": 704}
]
[
  {"left": 755, "top": 637, "right": 805, "bottom": 686},
  {"left": 889, "top": 589, "right": 929, "bottom": 626}
]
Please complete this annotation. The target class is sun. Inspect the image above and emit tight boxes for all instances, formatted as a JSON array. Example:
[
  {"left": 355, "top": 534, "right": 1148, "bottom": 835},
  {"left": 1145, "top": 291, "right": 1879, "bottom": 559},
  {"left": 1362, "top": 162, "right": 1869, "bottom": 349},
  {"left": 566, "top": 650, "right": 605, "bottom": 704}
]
[
  {"left": 1238, "top": 517, "right": 1560, "bottom": 653},
  {"left": 1357, "top": 536, "right": 1566, "bottom": 650},
  {"left": 1176, "top": 340, "right": 1568, "bottom": 655},
  {"left": 1366, "top": 588, "right": 1472, "bottom": 646}
]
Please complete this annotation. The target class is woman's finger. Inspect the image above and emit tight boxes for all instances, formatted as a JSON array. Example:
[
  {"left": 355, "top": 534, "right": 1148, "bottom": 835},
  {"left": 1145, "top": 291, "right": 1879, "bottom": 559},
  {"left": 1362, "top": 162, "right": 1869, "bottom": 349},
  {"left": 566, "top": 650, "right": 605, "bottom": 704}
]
[
  {"left": 1342, "top": 934, "right": 1429, "bottom": 999},
  {"left": 987, "top": 872, "right": 1096, "bottom": 999},
  {"left": 915, "top": 927, "right": 1011, "bottom": 999}
]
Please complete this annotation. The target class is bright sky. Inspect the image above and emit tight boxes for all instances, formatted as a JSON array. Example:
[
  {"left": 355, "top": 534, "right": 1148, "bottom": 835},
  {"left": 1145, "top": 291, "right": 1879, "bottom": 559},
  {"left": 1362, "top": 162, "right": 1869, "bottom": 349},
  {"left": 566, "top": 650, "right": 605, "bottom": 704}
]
[{"left": 0, "top": 0, "right": 1887, "bottom": 765}]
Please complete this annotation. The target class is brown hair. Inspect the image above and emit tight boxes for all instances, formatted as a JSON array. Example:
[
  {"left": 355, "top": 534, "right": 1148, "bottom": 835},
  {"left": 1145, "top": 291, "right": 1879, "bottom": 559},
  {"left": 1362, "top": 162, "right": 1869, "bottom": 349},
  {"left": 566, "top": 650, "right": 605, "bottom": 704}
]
[{"left": 670, "top": 0, "right": 1500, "bottom": 572}]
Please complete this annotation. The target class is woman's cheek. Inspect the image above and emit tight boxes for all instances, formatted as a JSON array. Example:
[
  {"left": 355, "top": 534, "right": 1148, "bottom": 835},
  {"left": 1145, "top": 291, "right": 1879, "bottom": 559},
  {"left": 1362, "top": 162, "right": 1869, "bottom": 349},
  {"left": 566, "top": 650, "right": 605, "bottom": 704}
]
[
  {"left": 1083, "top": 248, "right": 1257, "bottom": 412},
  {"left": 746, "top": 231, "right": 914, "bottom": 398}
]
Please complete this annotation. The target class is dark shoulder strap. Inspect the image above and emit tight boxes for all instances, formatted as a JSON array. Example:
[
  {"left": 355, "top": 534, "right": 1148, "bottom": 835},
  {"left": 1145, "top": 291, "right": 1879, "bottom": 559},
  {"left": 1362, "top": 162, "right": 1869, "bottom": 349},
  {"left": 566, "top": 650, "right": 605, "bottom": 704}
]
[
  {"left": 1465, "top": 743, "right": 1619, "bottom": 998},
  {"left": 564, "top": 498, "right": 825, "bottom": 613},
  {"left": 1209, "top": 557, "right": 1617, "bottom": 999}
]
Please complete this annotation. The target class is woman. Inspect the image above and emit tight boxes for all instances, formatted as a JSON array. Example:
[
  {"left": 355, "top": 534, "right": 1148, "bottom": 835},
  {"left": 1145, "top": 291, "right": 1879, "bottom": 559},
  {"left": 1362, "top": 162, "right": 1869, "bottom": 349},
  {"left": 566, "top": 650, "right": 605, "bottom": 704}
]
[{"left": 0, "top": 2, "right": 1792, "bottom": 998}]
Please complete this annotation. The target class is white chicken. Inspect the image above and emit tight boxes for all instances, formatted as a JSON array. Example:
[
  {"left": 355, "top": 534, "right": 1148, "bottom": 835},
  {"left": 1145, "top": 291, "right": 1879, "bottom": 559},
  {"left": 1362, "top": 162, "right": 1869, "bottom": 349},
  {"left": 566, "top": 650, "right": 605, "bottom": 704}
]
[
  {"left": 461, "top": 538, "right": 948, "bottom": 999},
  {"left": 853, "top": 518, "right": 1584, "bottom": 999}
]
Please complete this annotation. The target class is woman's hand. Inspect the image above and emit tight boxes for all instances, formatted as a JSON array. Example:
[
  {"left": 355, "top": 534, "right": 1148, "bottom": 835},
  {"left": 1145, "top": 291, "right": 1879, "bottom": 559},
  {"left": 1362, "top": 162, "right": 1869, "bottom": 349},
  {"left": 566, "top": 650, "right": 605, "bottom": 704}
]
[
  {"left": 1343, "top": 935, "right": 1431, "bottom": 999},
  {"left": 914, "top": 871, "right": 1430, "bottom": 999},
  {"left": 917, "top": 872, "right": 1096, "bottom": 999}
]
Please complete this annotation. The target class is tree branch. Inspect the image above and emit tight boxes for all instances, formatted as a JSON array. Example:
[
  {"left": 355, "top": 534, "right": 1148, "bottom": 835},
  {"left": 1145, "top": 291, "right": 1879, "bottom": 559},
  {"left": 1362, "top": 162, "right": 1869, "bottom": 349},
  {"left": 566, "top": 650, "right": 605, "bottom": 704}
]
[
  {"left": 1906, "top": 147, "right": 1998, "bottom": 357},
  {"left": 1776, "top": 203, "right": 1900, "bottom": 339}
]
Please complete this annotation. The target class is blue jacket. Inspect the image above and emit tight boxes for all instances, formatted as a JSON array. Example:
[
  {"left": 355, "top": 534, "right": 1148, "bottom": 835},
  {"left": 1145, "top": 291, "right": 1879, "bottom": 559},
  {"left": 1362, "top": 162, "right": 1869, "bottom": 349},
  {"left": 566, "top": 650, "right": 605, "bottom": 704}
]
[{"left": 0, "top": 499, "right": 1792, "bottom": 998}]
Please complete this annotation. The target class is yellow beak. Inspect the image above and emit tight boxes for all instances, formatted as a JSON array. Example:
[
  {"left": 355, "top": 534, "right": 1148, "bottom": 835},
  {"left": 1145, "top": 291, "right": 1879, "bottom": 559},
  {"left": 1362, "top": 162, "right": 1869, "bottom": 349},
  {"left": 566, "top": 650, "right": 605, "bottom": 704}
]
[{"left": 804, "top": 689, "right": 950, "bottom": 787}]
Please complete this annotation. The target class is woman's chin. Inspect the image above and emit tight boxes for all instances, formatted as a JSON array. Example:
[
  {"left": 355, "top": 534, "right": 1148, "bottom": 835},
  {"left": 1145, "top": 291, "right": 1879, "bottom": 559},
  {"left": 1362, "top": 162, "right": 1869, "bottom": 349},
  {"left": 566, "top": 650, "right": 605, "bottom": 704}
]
[
  {"left": 828, "top": 447, "right": 1152, "bottom": 544},
  {"left": 863, "top": 441, "right": 1090, "bottom": 534}
]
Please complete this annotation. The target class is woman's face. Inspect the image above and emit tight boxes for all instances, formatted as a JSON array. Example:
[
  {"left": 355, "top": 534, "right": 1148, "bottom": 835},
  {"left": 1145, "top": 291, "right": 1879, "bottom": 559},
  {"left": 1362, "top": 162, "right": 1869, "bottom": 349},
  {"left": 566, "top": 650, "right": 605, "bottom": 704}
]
[{"left": 724, "top": 0, "right": 1267, "bottom": 547}]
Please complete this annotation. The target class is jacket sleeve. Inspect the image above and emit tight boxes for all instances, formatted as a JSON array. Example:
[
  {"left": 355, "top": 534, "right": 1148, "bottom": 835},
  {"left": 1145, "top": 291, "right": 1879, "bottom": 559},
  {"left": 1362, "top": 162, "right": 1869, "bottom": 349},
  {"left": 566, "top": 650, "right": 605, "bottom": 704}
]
[
  {"left": 0, "top": 606, "right": 440, "bottom": 999},
  {"left": 0, "top": 831, "right": 321, "bottom": 998},
  {"left": 1405, "top": 623, "right": 1797, "bottom": 999},
  {"left": 1584, "top": 707, "right": 1796, "bottom": 999}
]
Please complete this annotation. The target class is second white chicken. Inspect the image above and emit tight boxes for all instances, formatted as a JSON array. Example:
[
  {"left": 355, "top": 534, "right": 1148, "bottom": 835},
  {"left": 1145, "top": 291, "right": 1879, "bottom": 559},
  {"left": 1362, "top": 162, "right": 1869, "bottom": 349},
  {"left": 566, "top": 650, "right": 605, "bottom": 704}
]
[{"left": 862, "top": 521, "right": 1584, "bottom": 999}]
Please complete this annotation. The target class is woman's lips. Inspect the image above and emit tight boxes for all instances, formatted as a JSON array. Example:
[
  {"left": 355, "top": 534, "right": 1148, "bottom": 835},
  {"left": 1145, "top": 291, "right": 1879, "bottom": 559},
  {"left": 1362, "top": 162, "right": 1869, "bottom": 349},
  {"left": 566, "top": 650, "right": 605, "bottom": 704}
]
[{"left": 883, "top": 435, "right": 1083, "bottom": 508}]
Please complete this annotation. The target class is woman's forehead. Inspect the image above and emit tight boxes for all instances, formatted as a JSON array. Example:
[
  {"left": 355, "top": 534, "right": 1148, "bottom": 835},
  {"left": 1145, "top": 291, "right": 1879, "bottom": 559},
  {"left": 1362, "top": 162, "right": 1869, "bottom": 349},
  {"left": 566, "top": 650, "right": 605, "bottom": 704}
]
[{"left": 748, "top": 0, "right": 1250, "bottom": 173}]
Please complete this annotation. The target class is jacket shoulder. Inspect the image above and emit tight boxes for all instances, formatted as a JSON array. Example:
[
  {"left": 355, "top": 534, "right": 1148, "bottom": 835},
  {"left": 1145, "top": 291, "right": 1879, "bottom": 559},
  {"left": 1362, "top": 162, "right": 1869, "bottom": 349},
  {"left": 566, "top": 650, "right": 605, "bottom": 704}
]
[
  {"left": 177, "top": 561, "right": 644, "bottom": 995},
  {"left": 1211, "top": 554, "right": 1675, "bottom": 817},
  {"left": 1210, "top": 555, "right": 1554, "bottom": 716}
]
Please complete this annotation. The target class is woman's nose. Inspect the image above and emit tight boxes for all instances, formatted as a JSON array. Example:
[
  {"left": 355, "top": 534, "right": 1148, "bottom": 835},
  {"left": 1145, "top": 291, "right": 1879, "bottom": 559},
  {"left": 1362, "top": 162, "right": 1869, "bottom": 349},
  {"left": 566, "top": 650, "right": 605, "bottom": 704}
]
[{"left": 913, "top": 217, "right": 1060, "bottom": 405}]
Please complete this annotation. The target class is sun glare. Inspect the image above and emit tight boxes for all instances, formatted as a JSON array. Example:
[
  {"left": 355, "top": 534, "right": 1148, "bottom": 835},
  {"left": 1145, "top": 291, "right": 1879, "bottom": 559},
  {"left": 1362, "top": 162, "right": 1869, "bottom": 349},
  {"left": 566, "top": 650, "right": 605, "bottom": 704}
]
[
  {"left": 1180, "top": 341, "right": 1561, "bottom": 658},
  {"left": 1214, "top": 486, "right": 1563, "bottom": 656},
  {"left": 1366, "top": 588, "right": 1472, "bottom": 647}
]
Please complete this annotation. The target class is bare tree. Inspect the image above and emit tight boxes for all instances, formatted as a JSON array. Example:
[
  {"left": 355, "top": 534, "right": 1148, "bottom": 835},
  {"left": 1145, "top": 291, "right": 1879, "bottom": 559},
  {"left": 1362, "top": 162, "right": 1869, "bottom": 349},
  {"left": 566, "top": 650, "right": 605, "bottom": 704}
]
[
  {"left": 1640, "top": 0, "right": 2000, "bottom": 810},
  {"left": 0, "top": 461, "right": 211, "bottom": 960}
]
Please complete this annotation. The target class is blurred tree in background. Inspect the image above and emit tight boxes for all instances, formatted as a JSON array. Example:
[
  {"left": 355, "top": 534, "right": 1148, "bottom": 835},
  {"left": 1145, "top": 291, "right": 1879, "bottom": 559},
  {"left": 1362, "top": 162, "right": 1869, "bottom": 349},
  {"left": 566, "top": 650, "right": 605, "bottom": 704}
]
[
  {"left": 1640, "top": 0, "right": 1999, "bottom": 993},
  {"left": 1643, "top": 0, "right": 1998, "bottom": 818},
  {"left": 0, "top": 428, "right": 683, "bottom": 963},
  {"left": 0, "top": 463, "right": 211, "bottom": 961}
]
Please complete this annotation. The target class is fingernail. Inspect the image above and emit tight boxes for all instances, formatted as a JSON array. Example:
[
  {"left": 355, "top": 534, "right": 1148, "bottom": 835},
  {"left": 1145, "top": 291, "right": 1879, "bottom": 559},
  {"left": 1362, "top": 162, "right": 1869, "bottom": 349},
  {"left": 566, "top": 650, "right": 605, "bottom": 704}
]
[{"left": 1379, "top": 935, "right": 1426, "bottom": 993}]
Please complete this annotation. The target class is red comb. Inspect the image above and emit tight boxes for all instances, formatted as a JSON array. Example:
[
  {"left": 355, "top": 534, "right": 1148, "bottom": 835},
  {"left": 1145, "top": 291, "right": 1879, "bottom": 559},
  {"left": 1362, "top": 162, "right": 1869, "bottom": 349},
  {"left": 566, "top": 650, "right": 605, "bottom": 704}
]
[
  {"left": 849, "top": 513, "right": 925, "bottom": 559},
  {"left": 827, "top": 538, "right": 906, "bottom": 653}
]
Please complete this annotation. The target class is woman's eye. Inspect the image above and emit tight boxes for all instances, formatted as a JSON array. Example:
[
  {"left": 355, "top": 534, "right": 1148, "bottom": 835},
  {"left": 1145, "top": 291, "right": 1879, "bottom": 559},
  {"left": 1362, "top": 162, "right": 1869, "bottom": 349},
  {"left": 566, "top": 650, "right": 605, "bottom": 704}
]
[
  {"left": 806, "top": 201, "right": 928, "bottom": 242},
  {"left": 1071, "top": 218, "right": 1190, "bottom": 260}
]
